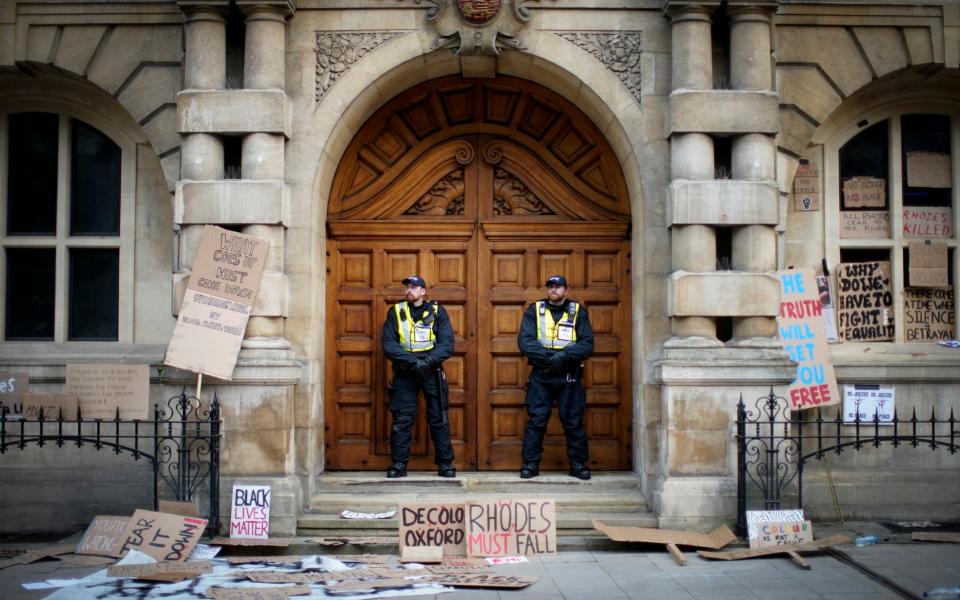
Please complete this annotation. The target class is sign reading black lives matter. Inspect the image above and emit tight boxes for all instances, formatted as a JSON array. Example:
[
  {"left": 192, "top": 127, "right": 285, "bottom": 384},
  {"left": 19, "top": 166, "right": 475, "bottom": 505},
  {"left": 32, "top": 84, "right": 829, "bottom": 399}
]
[
  {"left": 836, "top": 261, "right": 895, "bottom": 342},
  {"left": 165, "top": 226, "right": 268, "bottom": 380}
]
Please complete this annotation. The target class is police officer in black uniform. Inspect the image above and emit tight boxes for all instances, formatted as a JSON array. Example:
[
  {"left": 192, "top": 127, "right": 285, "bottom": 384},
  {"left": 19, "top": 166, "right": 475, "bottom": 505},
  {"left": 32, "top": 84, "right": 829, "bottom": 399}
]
[
  {"left": 381, "top": 275, "right": 456, "bottom": 478},
  {"left": 517, "top": 275, "right": 594, "bottom": 480}
]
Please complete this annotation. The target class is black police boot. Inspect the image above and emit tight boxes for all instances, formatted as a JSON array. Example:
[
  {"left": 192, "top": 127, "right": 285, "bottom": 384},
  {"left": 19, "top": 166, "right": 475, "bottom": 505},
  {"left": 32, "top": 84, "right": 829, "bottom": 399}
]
[
  {"left": 386, "top": 462, "right": 407, "bottom": 478},
  {"left": 569, "top": 462, "right": 591, "bottom": 480},
  {"left": 437, "top": 462, "right": 456, "bottom": 478},
  {"left": 519, "top": 462, "right": 539, "bottom": 479}
]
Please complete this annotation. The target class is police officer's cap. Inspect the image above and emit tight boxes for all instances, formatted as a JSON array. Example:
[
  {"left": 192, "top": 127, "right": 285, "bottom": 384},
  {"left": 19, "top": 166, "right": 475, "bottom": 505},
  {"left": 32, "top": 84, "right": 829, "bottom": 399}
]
[
  {"left": 402, "top": 275, "right": 427, "bottom": 288},
  {"left": 545, "top": 275, "right": 568, "bottom": 287}
]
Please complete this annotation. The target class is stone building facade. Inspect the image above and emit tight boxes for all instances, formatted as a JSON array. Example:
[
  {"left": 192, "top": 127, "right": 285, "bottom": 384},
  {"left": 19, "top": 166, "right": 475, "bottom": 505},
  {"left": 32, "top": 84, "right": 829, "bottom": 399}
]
[{"left": 1, "top": 0, "right": 958, "bottom": 534}]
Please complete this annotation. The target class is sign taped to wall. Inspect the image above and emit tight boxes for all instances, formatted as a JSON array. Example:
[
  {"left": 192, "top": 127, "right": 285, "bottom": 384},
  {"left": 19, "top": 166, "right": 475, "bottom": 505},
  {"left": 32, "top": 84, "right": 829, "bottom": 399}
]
[
  {"left": 836, "top": 261, "right": 895, "bottom": 342},
  {"left": 843, "top": 385, "right": 894, "bottom": 424},
  {"left": 903, "top": 287, "right": 955, "bottom": 342},
  {"left": 842, "top": 177, "right": 886, "bottom": 208},
  {"left": 65, "top": 364, "right": 150, "bottom": 420}
]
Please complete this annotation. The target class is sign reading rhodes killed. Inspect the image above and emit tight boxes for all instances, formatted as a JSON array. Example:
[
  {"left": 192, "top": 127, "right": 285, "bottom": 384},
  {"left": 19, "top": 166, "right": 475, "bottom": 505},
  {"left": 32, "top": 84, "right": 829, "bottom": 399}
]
[
  {"left": 164, "top": 226, "right": 268, "bottom": 380},
  {"left": 836, "top": 261, "right": 895, "bottom": 342},
  {"left": 465, "top": 499, "right": 556, "bottom": 557},
  {"left": 777, "top": 269, "right": 839, "bottom": 410}
]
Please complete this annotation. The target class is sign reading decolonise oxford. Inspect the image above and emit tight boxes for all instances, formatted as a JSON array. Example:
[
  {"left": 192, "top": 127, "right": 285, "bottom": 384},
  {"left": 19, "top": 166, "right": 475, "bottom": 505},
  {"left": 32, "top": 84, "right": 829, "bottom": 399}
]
[
  {"left": 777, "top": 269, "right": 840, "bottom": 410},
  {"left": 165, "top": 226, "right": 269, "bottom": 380}
]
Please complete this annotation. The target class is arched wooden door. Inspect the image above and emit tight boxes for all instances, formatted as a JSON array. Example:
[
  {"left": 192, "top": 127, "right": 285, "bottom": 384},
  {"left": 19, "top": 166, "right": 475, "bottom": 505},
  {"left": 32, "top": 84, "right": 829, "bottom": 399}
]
[{"left": 325, "top": 76, "right": 632, "bottom": 472}]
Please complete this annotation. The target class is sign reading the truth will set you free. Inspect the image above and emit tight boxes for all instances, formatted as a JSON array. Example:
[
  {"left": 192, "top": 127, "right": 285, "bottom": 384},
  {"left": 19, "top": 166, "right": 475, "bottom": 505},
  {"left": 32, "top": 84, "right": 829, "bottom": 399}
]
[{"left": 777, "top": 269, "right": 839, "bottom": 410}]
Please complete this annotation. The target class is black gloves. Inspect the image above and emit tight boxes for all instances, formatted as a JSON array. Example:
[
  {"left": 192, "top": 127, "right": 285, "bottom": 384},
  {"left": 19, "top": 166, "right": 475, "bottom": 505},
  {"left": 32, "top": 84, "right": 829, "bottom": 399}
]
[
  {"left": 544, "top": 352, "right": 565, "bottom": 373},
  {"left": 414, "top": 359, "right": 434, "bottom": 380}
]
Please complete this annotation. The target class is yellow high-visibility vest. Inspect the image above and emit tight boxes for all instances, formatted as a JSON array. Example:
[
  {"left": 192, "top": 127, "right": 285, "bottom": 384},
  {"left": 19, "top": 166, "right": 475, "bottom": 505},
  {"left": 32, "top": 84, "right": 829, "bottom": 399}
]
[
  {"left": 535, "top": 300, "right": 579, "bottom": 349},
  {"left": 394, "top": 302, "right": 437, "bottom": 352}
]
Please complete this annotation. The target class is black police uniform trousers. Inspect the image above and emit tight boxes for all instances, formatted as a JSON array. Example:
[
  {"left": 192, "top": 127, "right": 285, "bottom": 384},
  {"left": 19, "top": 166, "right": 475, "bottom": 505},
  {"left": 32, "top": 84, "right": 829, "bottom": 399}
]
[
  {"left": 521, "top": 368, "right": 589, "bottom": 465},
  {"left": 388, "top": 368, "right": 454, "bottom": 465}
]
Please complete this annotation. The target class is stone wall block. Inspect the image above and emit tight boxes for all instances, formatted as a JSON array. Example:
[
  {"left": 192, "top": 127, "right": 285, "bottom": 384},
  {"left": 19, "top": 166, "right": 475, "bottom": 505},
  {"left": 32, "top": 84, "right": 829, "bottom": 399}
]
[
  {"left": 775, "top": 26, "right": 872, "bottom": 98},
  {"left": 160, "top": 152, "right": 181, "bottom": 193},
  {"left": 852, "top": 27, "right": 909, "bottom": 78},
  {"left": 175, "top": 180, "right": 289, "bottom": 226},
  {"left": 668, "top": 180, "right": 779, "bottom": 225},
  {"left": 86, "top": 25, "right": 183, "bottom": 95},
  {"left": 776, "top": 65, "right": 843, "bottom": 126},
  {"left": 776, "top": 108, "right": 817, "bottom": 159},
  {"left": 668, "top": 271, "right": 780, "bottom": 317},
  {"left": 178, "top": 90, "right": 290, "bottom": 136},
  {"left": 667, "top": 430, "right": 727, "bottom": 474},
  {"left": 217, "top": 386, "right": 293, "bottom": 430},
  {"left": 141, "top": 106, "right": 180, "bottom": 155},
  {"left": 53, "top": 25, "right": 108, "bottom": 76},
  {"left": 25, "top": 25, "right": 58, "bottom": 63},
  {"left": 117, "top": 65, "right": 181, "bottom": 124},
  {"left": 220, "top": 430, "right": 292, "bottom": 476},
  {"left": 670, "top": 90, "right": 779, "bottom": 135},
  {"left": 903, "top": 27, "right": 935, "bottom": 65}
]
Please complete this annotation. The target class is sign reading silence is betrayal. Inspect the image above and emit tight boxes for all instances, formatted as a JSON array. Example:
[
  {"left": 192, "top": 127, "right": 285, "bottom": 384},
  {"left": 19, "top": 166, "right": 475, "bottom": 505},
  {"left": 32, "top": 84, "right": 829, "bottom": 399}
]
[
  {"left": 164, "top": 225, "right": 268, "bottom": 380},
  {"left": 777, "top": 269, "right": 839, "bottom": 410}
]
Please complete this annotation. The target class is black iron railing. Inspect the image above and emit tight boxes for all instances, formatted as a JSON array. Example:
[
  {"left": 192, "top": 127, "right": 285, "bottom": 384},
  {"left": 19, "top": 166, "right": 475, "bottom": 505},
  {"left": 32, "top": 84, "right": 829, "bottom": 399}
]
[
  {"left": 1, "top": 388, "right": 221, "bottom": 534},
  {"left": 736, "top": 388, "right": 958, "bottom": 537}
]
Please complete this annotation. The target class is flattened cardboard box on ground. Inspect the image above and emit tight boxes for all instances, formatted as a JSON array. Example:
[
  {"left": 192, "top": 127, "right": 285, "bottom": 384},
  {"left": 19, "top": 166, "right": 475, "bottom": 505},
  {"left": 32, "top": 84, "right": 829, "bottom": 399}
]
[
  {"left": 76, "top": 515, "right": 130, "bottom": 558},
  {"left": 698, "top": 534, "right": 850, "bottom": 561},
  {"left": 430, "top": 573, "right": 538, "bottom": 589},
  {"left": 206, "top": 585, "right": 310, "bottom": 599},
  {"left": 119, "top": 509, "right": 207, "bottom": 561},
  {"left": 210, "top": 537, "right": 293, "bottom": 547},
  {"left": 108, "top": 560, "right": 213, "bottom": 579},
  {"left": 593, "top": 519, "right": 736, "bottom": 566}
]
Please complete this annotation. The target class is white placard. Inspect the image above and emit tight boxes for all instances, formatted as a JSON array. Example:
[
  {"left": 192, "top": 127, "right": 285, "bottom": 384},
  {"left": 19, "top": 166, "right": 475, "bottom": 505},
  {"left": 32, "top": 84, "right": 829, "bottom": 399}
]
[
  {"left": 230, "top": 484, "right": 271, "bottom": 539},
  {"left": 746, "top": 509, "right": 804, "bottom": 542},
  {"left": 843, "top": 385, "right": 895, "bottom": 424}
]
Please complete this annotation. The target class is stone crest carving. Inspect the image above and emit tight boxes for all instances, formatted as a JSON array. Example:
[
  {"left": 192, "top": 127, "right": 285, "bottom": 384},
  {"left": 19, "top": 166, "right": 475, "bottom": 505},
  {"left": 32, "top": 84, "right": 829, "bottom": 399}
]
[
  {"left": 412, "top": 0, "right": 534, "bottom": 55},
  {"left": 315, "top": 31, "right": 408, "bottom": 102},
  {"left": 555, "top": 32, "right": 643, "bottom": 103}
]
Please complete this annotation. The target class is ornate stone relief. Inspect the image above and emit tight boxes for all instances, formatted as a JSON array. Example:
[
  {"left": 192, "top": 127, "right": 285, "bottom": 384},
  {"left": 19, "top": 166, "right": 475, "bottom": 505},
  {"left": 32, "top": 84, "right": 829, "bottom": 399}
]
[
  {"left": 492, "top": 168, "right": 553, "bottom": 216},
  {"left": 315, "top": 31, "right": 409, "bottom": 102},
  {"left": 405, "top": 169, "right": 466, "bottom": 215},
  {"left": 554, "top": 32, "right": 643, "bottom": 104},
  {"left": 411, "top": 0, "right": 535, "bottom": 55}
]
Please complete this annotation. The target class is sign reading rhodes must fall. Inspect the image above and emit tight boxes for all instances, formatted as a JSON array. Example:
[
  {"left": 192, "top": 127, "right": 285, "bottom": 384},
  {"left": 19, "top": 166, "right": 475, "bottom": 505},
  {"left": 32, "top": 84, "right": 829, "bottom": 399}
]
[{"left": 165, "top": 226, "right": 269, "bottom": 380}]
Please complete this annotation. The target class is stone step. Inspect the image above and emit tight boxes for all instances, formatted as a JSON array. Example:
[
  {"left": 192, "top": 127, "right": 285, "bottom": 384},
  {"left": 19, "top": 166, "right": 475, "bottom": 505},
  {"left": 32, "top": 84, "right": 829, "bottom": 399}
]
[
  {"left": 307, "top": 491, "right": 647, "bottom": 514},
  {"left": 296, "top": 511, "right": 658, "bottom": 537},
  {"left": 281, "top": 534, "right": 650, "bottom": 555},
  {"left": 311, "top": 471, "right": 644, "bottom": 493}
]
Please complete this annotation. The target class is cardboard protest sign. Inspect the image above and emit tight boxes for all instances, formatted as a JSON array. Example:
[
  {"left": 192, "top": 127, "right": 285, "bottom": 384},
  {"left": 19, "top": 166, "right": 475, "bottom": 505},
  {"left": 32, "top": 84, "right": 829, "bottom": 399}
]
[
  {"left": 66, "top": 364, "right": 149, "bottom": 420},
  {"left": 904, "top": 206, "right": 953, "bottom": 238},
  {"left": 210, "top": 537, "right": 293, "bottom": 547},
  {"left": 159, "top": 499, "right": 200, "bottom": 517},
  {"left": 793, "top": 162, "right": 819, "bottom": 211},
  {"left": 903, "top": 287, "right": 955, "bottom": 342},
  {"left": 164, "top": 225, "right": 269, "bottom": 381},
  {"left": 119, "top": 509, "right": 208, "bottom": 561},
  {"left": 429, "top": 573, "right": 538, "bottom": 589},
  {"left": 746, "top": 509, "right": 805, "bottom": 544},
  {"left": 840, "top": 210, "right": 890, "bottom": 238},
  {"left": 230, "top": 484, "right": 271, "bottom": 539},
  {"left": 842, "top": 177, "right": 885, "bottom": 208},
  {"left": 19, "top": 392, "right": 77, "bottom": 420},
  {"left": 844, "top": 385, "right": 895, "bottom": 424},
  {"left": 465, "top": 499, "right": 556, "bottom": 557},
  {"left": 107, "top": 561, "right": 213, "bottom": 578},
  {"left": 698, "top": 534, "right": 850, "bottom": 561},
  {"left": 909, "top": 241, "right": 949, "bottom": 288},
  {"left": 399, "top": 502, "right": 466, "bottom": 557},
  {"left": 207, "top": 586, "right": 310, "bottom": 600},
  {"left": 224, "top": 556, "right": 301, "bottom": 564},
  {"left": 592, "top": 520, "right": 735, "bottom": 549},
  {"left": 836, "top": 262, "right": 895, "bottom": 342},
  {"left": 750, "top": 521, "right": 814, "bottom": 549},
  {"left": 907, "top": 151, "right": 952, "bottom": 188},
  {"left": 777, "top": 270, "right": 840, "bottom": 410},
  {"left": 400, "top": 545, "right": 443, "bottom": 563},
  {"left": 76, "top": 515, "right": 130, "bottom": 557},
  {"left": 0, "top": 371, "right": 28, "bottom": 416}
]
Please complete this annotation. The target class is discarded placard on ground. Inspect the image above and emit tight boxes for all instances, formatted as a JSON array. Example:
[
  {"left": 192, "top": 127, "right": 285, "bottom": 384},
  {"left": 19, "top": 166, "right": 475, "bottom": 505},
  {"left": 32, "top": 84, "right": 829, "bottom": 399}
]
[
  {"left": 159, "top": 499, "right": 200, "bottom": 517},
  {"left": 210, "top": 537, "right": 292, "bottom": 547},
  {"left": 746, "top": 510, "right": 805, "bottom": 542},
  {"left": 593, "top": 519, "right": 736, "bottom": 566},
  {"left": 334, "top": 554, "right": 391, "bottom": 564},
  {"left": 308, "top": 536, "right": 398, "bottom": 546},
  {"left": 76, "top": 515, "right": 130, "bottom": 557},
  {"left": 244, "top": 568, "right": 381, "bottom": 583},
  {"left": 400, "top": 545, "right": 443, "bottom": 564},
  {"left": 486, "top": 555, "right": 528, "bottom": 565},
  {"left": 912, "top": 532, "right": 960, "bottom": 543},
  {"left": 430, "top": 573, "right": 539, "bottom": 589},
  {"left": 752, "top": 521, "right": 814, "bottom": 548},
  {"left": 108, "top": 560, "right": 213, "bottom": 578},
  {"left": 224, "top": 556, "right": 301, "bottom": 564},
  {"left": 119, "top": 510, "right": 208, "bottom": 561},
  {"left": 187, "top": 544, "right": 222, "bottom": 560},
  {"left": 399, "top": 502, "right": 466, "bottom": 557},
  {"left": 465, "top": 499, "right": 556, "bottom": 557},
  {"left": 58, "top": 554, "right": 116, "bottom": 567},
  {"left": 341, "top": 509, "right": 396, "bottom": 519},
  {"left": 428, "top": 564, "right": 492, "bottom": 574},
  {"left": 206, "top": 585, "right": 310, "bottom": 599},
  {"left": 231, "top": 484, "right": 271, "bottom": 539},
  {"left": 698, "top": 534, "right": 850, "bottom": 563},
  {"left": 328, "top": 578, "right": 423, "bottom": 592}
]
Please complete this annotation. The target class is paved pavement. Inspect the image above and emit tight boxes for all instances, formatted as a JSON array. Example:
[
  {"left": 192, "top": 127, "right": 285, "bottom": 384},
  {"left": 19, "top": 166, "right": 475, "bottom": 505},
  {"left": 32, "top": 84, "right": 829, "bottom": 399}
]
[{"left": 2, "top": 522, "right": 959, "bottom": 599}]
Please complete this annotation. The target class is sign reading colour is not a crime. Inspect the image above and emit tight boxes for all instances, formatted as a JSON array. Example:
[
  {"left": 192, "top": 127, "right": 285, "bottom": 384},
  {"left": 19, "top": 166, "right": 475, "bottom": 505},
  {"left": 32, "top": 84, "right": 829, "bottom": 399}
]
[{"left": 777, "top": 269, "right": 839, "bottom": 410}]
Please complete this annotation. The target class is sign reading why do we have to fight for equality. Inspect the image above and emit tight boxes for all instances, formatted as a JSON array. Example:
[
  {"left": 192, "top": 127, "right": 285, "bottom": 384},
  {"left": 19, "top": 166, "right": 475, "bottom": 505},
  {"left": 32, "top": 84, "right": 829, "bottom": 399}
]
[
  {"left": 164, "top": 226, "right": 268, "bottom": 380},
  {"left": 777, "top": 269, "right": 839, "bottom": 410}
]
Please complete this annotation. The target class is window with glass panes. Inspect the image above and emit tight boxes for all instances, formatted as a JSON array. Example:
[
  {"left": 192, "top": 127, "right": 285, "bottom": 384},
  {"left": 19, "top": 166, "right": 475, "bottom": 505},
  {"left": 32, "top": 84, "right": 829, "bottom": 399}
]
[
  {"left": 1, "top": 112, "right": 122, "bottom": 341},
  {"left": 827, "top": 110, "right": 959, "bottom": 343}
]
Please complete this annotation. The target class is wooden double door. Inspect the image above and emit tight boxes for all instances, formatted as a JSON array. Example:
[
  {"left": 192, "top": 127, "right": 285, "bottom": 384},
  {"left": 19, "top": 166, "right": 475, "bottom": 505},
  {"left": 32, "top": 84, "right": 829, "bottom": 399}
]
[{"left": 325, "top": 77, "right": 632, "bottom": 472}]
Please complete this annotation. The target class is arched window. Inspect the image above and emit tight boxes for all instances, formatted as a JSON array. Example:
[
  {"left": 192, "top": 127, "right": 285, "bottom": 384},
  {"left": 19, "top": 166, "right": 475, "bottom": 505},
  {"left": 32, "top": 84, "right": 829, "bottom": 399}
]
[
  {"left": 1, "top": 110, "right": 134, "bottom": 342},
  {"left": 824, "top": 104, "right": 958, "bottom": 344}
]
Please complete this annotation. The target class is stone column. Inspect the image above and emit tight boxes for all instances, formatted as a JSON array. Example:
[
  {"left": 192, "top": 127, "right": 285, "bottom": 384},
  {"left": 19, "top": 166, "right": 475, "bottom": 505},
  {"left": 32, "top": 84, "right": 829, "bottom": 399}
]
[
  {"left": 667, "top": 2, "right": 719, "bottom": 344},
  {"left": 729, "top": 3, "right": 778, "bottom": 344}
]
